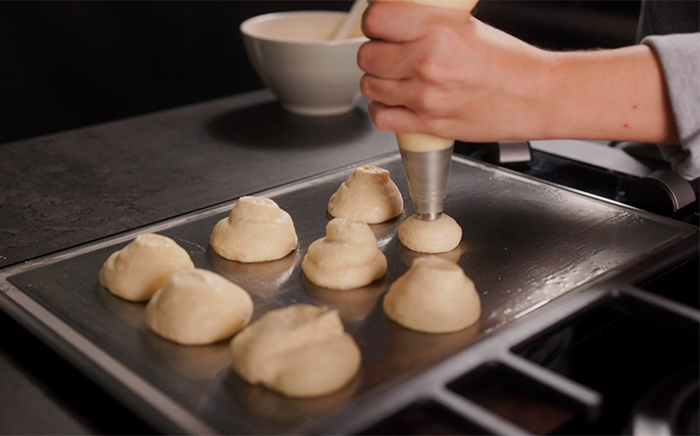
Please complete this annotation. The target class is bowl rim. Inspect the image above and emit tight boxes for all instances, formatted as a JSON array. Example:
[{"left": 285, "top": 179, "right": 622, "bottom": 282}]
[{"left": 240, "top": 10, "right": 368, "bottom": 45}]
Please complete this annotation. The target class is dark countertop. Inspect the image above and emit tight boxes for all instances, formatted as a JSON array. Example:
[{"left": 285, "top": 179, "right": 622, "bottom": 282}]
[
  {"left": 0, "top": 90, "right": 394, "bottom": 268},
  {"left": 0, "top": 90, "right": 396, "bottom": 434}
]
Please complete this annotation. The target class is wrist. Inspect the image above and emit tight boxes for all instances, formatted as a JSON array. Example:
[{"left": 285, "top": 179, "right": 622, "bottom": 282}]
[
  {"left": 517, "top": 50, "right": 564, "bottom": 140},
  {"left": 496, "top": 47, "right": 561, "bottom": 141},
  {"left": 535, "top": 45, "right": 677, "bottom": 143}
]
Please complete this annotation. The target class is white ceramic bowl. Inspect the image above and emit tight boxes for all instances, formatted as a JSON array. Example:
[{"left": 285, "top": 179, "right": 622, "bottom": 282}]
[{"left": 240, "top": 11, "right": 368, "bottom": 116}]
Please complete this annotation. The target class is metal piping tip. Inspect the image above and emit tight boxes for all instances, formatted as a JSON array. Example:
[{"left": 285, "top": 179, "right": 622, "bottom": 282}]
[
  {"left": 399, "top": 145, "right": 454, "bottom": 221},
  {"left": 417, "top": 212, "right": 442, "bottom": 222}
]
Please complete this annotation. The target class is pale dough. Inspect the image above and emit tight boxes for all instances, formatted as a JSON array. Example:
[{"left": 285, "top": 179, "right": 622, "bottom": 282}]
[
  {"left": 395, "top": 0, "right": 479, "bottom": 14},
  {"left": 383, "top": 257, "right": 480, "bottom": 333},
  {"left": 395, "top": 133, "right": 454, "bottom": 152},
  {"left": 230, "top": 304, "right": 361, "bottom": 398},
  {"left": 145, "top": 268, "right": 253, "bottom": 345},
  {"left": 210, "top": 196, "right": 298, "bottom": 263},
  {"left": 398, "top": 213, "right": 462, "bottom": 253},
  {"left": 302, "top": 218, "right": 387, "bottom": 290},
  {"left": 327, "top": 165, "right": 403, "bottom": 223},
  {"left": 99, "top": 233, "right": 195, "bottom": 302}
]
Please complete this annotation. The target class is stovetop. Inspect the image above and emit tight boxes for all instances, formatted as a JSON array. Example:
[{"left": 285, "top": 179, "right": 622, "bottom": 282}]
[{"left": 450, "top": 140, "right": 699, "bottom": 435}]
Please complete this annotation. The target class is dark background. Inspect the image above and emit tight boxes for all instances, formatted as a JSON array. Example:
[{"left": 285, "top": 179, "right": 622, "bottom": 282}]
[{"left": 0, "top": 1, "right": 641, "bottom": 145}]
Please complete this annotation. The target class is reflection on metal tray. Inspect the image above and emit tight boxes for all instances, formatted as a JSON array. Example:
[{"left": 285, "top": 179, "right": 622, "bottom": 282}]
[{"left": 0, "top": 153, "right": 696, "bottom": 434}]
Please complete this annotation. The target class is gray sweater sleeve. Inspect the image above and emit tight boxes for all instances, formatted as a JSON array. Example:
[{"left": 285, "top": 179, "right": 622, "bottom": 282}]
[{"left": 642, "top": 33, "right": 700, "bottom": 180}]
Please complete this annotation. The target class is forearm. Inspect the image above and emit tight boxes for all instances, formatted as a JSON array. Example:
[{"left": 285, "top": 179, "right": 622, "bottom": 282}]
[{"left": 537, "top": 45, "right": 679, "bottom": 144}]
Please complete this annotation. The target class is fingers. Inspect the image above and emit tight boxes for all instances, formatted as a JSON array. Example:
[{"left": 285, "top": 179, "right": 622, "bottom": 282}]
[
  {"left": 358, "top": 40, "right": 414, "bottom": 80},
  {"left": 362, "top": 1, "right": 471, "bottom": 42},
  {"left": 361, "top": 1, "right": 476, "bottom": 138},
  {"left": 362, "top": 71, "right": 461, "bottom": 119},
  {"left": 367, "top": 100, "right": 454, "bottom": 136},
  {"left": 360, "top": 74, "right": 408, "bottom": 107},
  {"left": 361, "top": 74, "right": 441, "bottom": 114},
  {"left": 367, "top": 100, "right": 423, "bottom": 133}
]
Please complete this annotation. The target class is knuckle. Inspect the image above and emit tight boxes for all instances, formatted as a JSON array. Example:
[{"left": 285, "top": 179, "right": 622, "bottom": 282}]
[
  {"left": 426, "top": 21, "right": 461, "bottom": 46},
  {"left": 413, "top": 88, "right": 440, "bottom": 113},
  {"left": 371, "top": 109, "right": 395, "bottom": 132},
  {"left": 414, "top": 53, "right": 441, "bottom": 82},
  {"left": 422, "top": 118, "right": 444, "bottom": 136},
  {"left": 434, "top": 23, "right": 460, "bottom": 43},
  {"left": 423, "top": 115, "right": 448, "bottom": 132},
  {"left": 373, "top": 114, "right": 393, "bottom": 131},
  {"left": 415, "top": 25, "right": 460, "bottom": 81}
]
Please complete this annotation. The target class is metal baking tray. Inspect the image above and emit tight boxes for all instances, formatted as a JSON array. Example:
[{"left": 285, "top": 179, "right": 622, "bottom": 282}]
[{"left": 0, "top": 153, "right": 697, "bottom": 434}]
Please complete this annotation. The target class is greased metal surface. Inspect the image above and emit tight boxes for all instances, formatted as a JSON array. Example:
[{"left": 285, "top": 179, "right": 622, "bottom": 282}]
[{"left": 4, "top": 153, "right": 695, "bottom": 434}]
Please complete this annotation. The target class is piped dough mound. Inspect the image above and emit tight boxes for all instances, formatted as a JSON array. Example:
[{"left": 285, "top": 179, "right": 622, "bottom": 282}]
[
  {"left": 99, "top": 233, "right": 194, "bottom": 302},
  {"left": 230, "top": 304, "right": 361, "bottom": 398},
  {"left": 145, "top": 269, "right": 253, "bottom": 345},
  {"left": 302, "top": 218, "right": 387, "bottom": 290},
  {"left": 210, "top": 196, "right": 298, "bottom": 263},
  {"left": 327, "top": 165, "right": 403, "bottom": 223},
  {"left": 398, "top": 214, "right": 462, "bottom": 253},
  {"left": 383, "top": 257, "right": 480, "bottom": 334}
]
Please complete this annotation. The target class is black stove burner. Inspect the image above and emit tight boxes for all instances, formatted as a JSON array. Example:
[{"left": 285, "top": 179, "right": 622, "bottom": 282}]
[
  {"left": 512, "top": 293, "right": 699, "bottom": 435},
  {"left": 629, "top": 364, "right": 699, "bottom": 436}
]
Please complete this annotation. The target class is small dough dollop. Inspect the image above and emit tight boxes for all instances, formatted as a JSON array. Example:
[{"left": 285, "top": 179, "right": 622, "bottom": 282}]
[
  {"left": 99, "top": 233, "right": 195, "bottom": 302},
  {"left": 145, "top": 269, "right": 253, "bottom": 345},
  {"left": 210, "top": 196, "right": 298, "bottom": 263},
  {"left": 328, "top": 165, "right": 403, "bottom": 223},
  {"left": 383, "top": 257, "right": 480, "bottom": 334},
  {"left": 230, "top": 304, "right": 361, "bottom": 398},
  {"left": 302, "top": 218, "right": 387, "bottom": 290},
  {"left": 398, "top": 213, "right": 462, "bottom": 253}
]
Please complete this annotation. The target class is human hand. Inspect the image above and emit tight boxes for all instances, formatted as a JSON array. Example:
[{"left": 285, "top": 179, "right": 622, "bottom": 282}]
[
  {"left": 358, "top": 1, "right": 677, "bottom": 145},
  {"left": 358, "top": 0, "right": 551, "bottom": 142}
]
